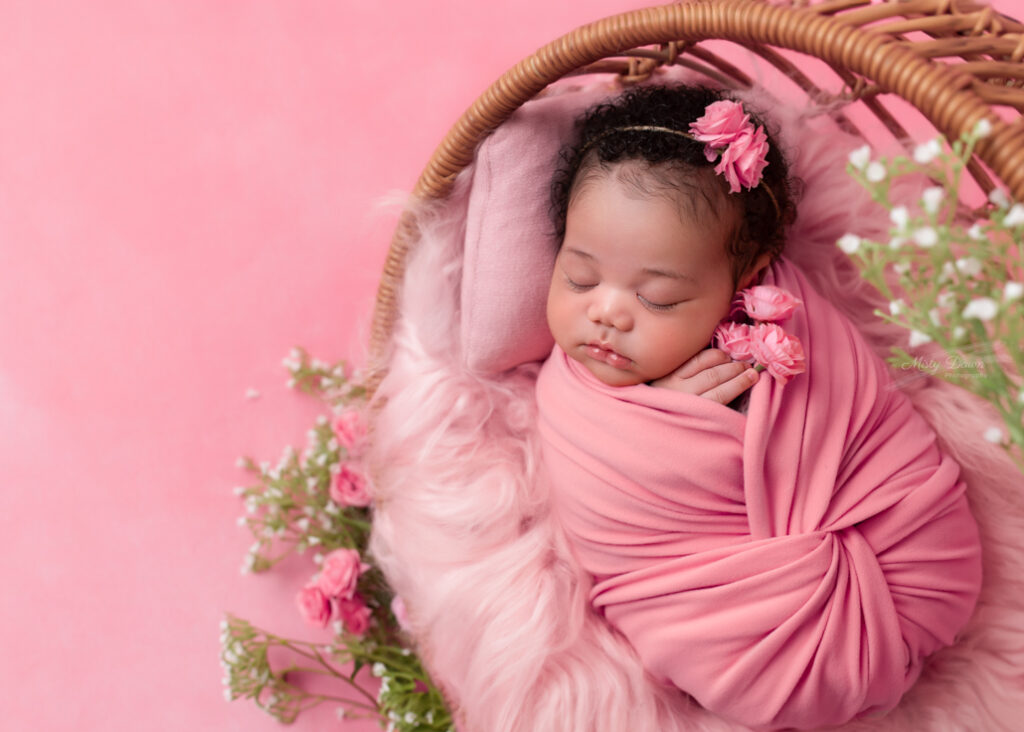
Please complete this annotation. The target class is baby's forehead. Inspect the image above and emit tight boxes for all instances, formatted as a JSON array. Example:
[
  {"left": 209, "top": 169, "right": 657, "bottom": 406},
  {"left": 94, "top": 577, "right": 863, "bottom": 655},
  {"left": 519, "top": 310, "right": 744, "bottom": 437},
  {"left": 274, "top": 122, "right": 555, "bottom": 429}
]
[{"left": 571, "top": 159, "right": 740, "bottom": 233}]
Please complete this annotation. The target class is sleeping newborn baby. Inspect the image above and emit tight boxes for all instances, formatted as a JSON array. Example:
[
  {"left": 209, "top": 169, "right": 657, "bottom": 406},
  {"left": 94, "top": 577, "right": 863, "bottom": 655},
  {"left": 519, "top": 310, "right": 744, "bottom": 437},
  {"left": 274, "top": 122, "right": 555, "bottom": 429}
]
[{"left": 535, "top": 84, "right": 983, "bottom": 730}]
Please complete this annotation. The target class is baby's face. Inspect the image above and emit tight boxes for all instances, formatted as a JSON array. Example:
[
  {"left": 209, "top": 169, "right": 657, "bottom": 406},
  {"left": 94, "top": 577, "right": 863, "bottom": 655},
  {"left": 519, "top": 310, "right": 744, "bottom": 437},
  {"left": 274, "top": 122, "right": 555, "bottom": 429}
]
[{"left": 547, "top": 171, "right": 749, "bottom": 387}]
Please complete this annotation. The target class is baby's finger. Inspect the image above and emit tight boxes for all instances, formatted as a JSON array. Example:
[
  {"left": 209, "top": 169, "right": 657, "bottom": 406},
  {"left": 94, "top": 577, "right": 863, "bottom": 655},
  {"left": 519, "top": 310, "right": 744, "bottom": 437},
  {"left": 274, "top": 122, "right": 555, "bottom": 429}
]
[
  {"left": 673, "top": 348, "right": 732, "bottom": 380},
  {"left": 699, "top": 365, "right": 760, "bottom": 405}
]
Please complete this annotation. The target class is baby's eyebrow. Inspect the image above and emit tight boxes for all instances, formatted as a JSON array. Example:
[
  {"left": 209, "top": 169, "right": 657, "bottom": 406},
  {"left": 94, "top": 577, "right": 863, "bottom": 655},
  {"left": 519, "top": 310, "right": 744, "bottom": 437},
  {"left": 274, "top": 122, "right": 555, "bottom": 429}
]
[{"left": 643, "top": 266, "right": 695, "bottom": 283}]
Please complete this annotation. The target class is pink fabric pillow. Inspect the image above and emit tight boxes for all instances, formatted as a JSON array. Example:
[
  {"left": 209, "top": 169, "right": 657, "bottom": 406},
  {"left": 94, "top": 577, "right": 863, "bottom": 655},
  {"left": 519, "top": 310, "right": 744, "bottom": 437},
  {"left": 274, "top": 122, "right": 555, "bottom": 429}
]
[{"left": 461, "top": 81, "right": 620, "bottom": 373}]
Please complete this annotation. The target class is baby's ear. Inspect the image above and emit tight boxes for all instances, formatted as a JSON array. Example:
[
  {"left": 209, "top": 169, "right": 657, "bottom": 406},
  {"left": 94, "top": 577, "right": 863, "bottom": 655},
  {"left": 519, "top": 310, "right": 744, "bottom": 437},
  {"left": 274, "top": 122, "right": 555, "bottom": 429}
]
[{"left": 738, "top": 252, "right": 772, "bottom": 290}]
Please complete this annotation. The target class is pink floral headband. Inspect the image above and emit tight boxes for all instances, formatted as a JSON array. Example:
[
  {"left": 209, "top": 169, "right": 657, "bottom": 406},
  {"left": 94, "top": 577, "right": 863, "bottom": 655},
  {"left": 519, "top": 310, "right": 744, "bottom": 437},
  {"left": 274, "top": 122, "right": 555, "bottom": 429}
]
[{"left": 580, "top": 99, "right": 779, "bottom": 215}]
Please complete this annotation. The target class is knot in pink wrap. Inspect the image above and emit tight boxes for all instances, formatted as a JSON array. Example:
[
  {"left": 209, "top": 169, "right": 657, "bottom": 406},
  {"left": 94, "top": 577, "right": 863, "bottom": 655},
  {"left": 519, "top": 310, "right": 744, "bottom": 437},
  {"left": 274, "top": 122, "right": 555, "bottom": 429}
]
[{"left": 536, "top": 259, "right": 982, "bottom": 730}]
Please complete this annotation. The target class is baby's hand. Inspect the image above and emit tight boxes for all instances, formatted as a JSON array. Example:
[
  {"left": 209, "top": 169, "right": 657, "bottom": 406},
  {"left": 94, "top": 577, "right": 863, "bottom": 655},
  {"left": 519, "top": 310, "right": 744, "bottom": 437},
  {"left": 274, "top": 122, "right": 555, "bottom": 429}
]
[{"left": 650, "top": 348, "right": 760, "bottom": 404}]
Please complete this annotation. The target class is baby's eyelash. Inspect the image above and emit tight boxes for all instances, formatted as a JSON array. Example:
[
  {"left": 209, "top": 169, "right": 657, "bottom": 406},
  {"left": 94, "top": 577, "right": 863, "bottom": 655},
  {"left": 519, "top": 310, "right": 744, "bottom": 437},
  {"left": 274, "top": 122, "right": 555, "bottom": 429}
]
[
  {"left": 565, "top": 276, "right": 594, "bottom": 291},
  {"left": 637, "top": 294, "right": 679, "bottom": 312}
]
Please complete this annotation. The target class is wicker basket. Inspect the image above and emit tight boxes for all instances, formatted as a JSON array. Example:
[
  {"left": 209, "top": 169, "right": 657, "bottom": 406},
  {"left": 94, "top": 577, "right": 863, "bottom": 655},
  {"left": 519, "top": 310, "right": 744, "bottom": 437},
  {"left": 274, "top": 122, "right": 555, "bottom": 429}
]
[
  {"left": 368, "top": 0, "right": 1024, "bottom": 380},
  {"left": 366, "top": 1, "right": 1024, "bottom": 727}
]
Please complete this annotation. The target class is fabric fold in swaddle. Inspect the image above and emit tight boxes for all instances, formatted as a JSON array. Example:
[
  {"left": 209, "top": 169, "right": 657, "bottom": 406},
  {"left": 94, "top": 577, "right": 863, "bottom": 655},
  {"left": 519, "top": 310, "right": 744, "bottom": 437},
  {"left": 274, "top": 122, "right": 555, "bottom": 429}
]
[{"left": 536, "top": 257, "right": 982, "bottom": 731}]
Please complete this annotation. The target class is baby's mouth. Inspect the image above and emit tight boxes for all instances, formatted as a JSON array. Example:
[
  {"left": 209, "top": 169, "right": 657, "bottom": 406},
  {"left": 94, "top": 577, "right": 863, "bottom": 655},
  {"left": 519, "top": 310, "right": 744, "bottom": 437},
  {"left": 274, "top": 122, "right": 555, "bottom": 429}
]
[{"left": 585, "top": 343, "right": 632, "bottom": 369}]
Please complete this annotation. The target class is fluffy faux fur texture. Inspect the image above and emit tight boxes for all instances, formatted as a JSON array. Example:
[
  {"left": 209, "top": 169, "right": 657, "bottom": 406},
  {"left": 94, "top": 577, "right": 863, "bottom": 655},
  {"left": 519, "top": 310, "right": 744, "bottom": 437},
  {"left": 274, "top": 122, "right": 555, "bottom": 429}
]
[{"left": 367, "top": 93, "right": 1024, "bottom": 732}]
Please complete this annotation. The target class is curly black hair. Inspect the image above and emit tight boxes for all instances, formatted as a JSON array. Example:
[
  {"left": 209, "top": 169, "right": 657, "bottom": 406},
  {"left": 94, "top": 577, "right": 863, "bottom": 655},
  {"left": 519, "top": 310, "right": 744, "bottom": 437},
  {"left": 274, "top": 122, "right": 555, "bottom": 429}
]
[{"left": 550, "top": 84, "right": 799, "bottom": 288}]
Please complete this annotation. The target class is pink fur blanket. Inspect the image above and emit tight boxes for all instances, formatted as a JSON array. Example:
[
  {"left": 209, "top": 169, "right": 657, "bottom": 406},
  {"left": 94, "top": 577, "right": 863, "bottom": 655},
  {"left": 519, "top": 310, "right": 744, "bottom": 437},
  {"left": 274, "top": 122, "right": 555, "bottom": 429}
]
[{"left": 536, "top": 258, "right": 983, "bottom": 730}]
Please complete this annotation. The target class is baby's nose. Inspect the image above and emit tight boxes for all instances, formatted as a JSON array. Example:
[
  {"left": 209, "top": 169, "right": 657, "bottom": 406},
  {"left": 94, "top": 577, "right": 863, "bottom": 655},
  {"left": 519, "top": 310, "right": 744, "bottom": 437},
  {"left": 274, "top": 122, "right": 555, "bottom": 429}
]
[{"left": 587, "top": 291, "right": 634, "bottom": 331}]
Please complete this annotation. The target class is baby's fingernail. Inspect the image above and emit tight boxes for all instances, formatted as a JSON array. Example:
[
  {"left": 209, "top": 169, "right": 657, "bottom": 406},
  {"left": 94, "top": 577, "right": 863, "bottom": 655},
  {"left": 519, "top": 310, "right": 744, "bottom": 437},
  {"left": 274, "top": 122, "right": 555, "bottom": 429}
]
[{"left": 747, "top": 369, "right": 759, "bottom": 380}]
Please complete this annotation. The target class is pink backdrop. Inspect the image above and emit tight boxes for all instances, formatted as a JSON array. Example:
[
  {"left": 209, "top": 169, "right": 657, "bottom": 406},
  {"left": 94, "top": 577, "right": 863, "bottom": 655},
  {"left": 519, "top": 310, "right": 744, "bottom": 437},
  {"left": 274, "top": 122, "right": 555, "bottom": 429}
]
[{"left": 0, "top": 1, "right": 1017, "bottom": 730}]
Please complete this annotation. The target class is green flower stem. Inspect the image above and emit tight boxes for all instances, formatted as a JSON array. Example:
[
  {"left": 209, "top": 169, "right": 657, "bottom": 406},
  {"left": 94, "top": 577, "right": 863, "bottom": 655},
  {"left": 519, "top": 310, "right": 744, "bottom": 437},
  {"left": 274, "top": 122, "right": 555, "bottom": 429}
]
[{"left": 276, "top": 638, "right": 380, "bottom": 707}]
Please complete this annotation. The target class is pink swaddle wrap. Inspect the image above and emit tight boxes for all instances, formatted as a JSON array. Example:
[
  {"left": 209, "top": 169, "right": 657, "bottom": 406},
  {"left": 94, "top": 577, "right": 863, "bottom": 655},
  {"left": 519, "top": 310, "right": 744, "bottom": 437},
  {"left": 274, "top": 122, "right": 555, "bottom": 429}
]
[{"left": 536, "top": 257, "right": 983, "bottom": 730}]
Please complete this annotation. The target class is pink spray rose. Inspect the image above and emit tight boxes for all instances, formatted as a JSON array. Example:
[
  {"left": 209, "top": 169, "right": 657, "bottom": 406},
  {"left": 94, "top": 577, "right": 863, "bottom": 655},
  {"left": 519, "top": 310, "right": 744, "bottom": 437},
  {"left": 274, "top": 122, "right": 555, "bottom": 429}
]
[
  {"left": 689, "top": 100, "right": 770, "bottom": 192},
  {"left": 330, "top": 463, "right": 372, "bottom": 507},
  {"left": 331, "top": 410, "right": 367, "bottom": 457},
  {"left": 749, "top": 323, "right": 806, "bottom": 384},
  {"left": 741, "top": 285, "right": 802, "bottom": 323},
  {"left": 317, "top": 548, "right": 370, "bottom": 600},
  {"left": 714, "top": 125, "right": 770, "bottom": 193},
  {"left": 296, "top": 582, "right": 332, "bottom": 628},
  {"left": 714, "top": 322, "right": 755, "bottom": 362},
  {"left": 334, "top": 593, "right": 372, "bottom": 636},
  {"left": 689, "top": 100, "right": 751, "bottom": 152}
]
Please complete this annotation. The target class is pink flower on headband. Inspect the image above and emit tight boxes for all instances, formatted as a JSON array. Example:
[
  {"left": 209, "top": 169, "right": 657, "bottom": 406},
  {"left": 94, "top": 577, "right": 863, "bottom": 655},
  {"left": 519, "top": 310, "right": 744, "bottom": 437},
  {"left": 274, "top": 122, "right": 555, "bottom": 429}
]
[
  {"left": 690, "top": 100, "right": 750, "bottom": 151},
  {"left": 689, "top": 100, "right": 770, "bottom": 193}
]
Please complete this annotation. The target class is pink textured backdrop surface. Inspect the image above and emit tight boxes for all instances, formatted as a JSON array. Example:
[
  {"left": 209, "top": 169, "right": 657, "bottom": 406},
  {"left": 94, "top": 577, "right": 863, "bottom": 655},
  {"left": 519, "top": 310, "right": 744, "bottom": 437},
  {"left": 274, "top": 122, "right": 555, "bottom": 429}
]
[
  {"left": 0, "top": 1, "right": 653, "bottom": 729},
  {"left": 1, "top": 1, "right": 1018, "bottom": 730}
]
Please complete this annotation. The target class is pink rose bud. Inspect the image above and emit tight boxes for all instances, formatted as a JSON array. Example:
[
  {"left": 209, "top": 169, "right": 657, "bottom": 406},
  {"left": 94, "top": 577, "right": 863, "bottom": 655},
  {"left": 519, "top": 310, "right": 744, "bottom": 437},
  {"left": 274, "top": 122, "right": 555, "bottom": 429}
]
[
  {"left": 714, "top": 322, "right": 755, "bottom": 362},
  {"left": 330, "top": 463, "right": 372, "bottom": 507},
  {"left": 391, "top": 595, "right": 411, "bottom": 632},
  {"left": 331, "top": 410, "right": 367, "bottom": 457},
  {"left": 689, "top": 100, "right": 751, "bottom": 151},
  {"left": 741, "top": 285, "right": 802, "bottom": 323},
  {"left": 296, "top": 582, "right": 332, "bottom": 628},
  {"left": 749, "top": 323, "right": 806, "bottom": 384},
  {"left": 334, "top": 593, "right": 372, "bottom": 637},
  {"left": 317, "top": 548, "right": 370, "bottom": 600}
]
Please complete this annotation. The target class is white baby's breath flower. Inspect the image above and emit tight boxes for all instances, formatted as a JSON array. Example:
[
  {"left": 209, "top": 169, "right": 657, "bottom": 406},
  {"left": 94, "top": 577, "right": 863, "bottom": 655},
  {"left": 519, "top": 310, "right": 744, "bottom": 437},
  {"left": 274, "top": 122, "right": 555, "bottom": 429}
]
[
  {"left": 336, "top": 707, "right": 347, "bottom": 720},
  {"left": 312, "top": 358, "right": 328, "bottom": 370},
  {"left": 235, "top": 457, "right": 247, "bottom": 469},
  {"left": 909, "top": 330, "right": 932, "bottom": 348},
  {"left": 313, "top": 552, "right": 324, "bottom": 564},
  {"left": 937, "top": 291, "right": 955, "bottom": 309},
  {"left": 955, "top": 257, "right": 983, "bottom": 277},
  {"left": 866, "top": 161, "right": 887, "bottom": 182},
  {"left": 289, "top": 347, "right": 302, "bottom": 361},
  {"left": 913, "top": 138, "right": 942, "bottom": 164},
  {"left": 890, "top": 206, "right": 910, "bottom": 231},
  {"left": 232, "top": 485, "right": 246, "bottom": 496},
  {"left": 329, "top": 462, "right": 341, "bottom": 475},
  {"left": 889, "top": 299, "right": 906, "bottom": 316},
  {"left": 983, "top": 426, "right": 1004, "bottom": 444},
  {"left": 973, "top": 118, "right": 993, "bottom": 138},
  {"left": 296, "top": 517, "right": 310, "bottom": 532},
  {"left": 989, "top": 187, "right": 1010, "bottom": 209},
  {"left": 889, "top": 237, "right": 906, "bottom": 251},
  {"left": 1004, "top": 281, "right": 1024, "bottom": 301},
  {"left": 913, "top": 227, "right": 938, "bottom": 248},
  {"left": 848, "top": 145, "right": 872, "bottom": 170},
  {"left": 333, "top": 620, "right": 344, "bottom": 635},
  {"left": 837, "top": 234, "right": 862, "bottom": 254},
  {"left": 928, "top": 308, "right": 941, "bottom": 327},
  {"left": 372, "top": 662, "right": 387, "bottom": 677},
  {"left": 962, "top": 297, "right": 999, "bottom": 320},
  {"left": 244, "top": 388, "right": 260, "bottom": 400},
  {"left": 953, "top": 325, "right": 966, "bottom": 341},
  {"left": 316, "top": 414, "right": 328, "bottom": 426},
  {"left": 1018, "top": 390, "right": 1024, "bottom": 405},
  {"left": 404, "top": 712, "right": 418, "bottom": 724},
  {"left": 921, "top": 187, "right": 944, "bottom": 215},
  {"left": 939, "top": 261, "right": 956, "bottom": 283},
  {"left": 1004, "top": 204, "right": 1024, "bottom": 228},
  {"left": 286, "top": 378, "right": 297, "bottom": 389},
  {"left": 967, "top": 223, "right": 985, "bottom": 241},
  {"left": 893, "top": 261, "right": 910, "bottom": 275}
]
